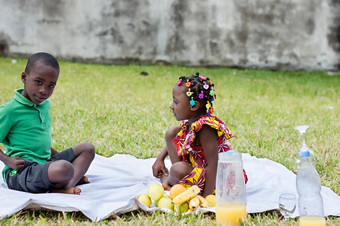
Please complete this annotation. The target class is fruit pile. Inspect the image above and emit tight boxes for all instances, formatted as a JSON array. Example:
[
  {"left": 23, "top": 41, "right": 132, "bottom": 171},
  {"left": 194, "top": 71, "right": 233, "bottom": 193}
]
[{"left": 137, "top": 183, "right": 215, "bottom": 215}]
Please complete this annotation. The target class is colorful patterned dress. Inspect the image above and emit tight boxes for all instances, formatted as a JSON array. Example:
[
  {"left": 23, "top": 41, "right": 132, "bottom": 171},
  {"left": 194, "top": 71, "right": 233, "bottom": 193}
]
[{"left": 174, "top": 115, "right": 248, "bottom": 191}]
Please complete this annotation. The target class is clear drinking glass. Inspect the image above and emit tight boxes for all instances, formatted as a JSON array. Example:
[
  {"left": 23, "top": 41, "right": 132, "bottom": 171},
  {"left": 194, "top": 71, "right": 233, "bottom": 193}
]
[{"left": 278, "top": 193, "right": 296, "bottom": 219}]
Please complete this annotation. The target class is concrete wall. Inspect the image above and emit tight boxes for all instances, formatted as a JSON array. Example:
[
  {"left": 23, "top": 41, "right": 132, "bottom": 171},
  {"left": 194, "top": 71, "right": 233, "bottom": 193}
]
[{"left": 0, "top": 0, "right": 339, "bottom": 71}]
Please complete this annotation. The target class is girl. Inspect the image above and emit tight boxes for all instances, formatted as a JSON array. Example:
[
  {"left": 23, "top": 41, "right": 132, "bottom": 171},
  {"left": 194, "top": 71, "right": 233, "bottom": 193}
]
[{"left": 152, "top": 73, "right": 247, "bottom": 197}]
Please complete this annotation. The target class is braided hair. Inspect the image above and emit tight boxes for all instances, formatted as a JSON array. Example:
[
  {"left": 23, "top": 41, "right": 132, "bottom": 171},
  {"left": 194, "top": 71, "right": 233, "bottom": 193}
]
[{"left": 177, "top": 72, "right": 216, "bottom": 114}]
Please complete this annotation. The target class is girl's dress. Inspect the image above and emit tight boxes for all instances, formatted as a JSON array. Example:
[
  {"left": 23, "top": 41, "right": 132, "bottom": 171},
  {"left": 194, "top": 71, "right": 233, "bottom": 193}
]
[{"left": 174, "top": 115, "right": 248, "bottom": 190}]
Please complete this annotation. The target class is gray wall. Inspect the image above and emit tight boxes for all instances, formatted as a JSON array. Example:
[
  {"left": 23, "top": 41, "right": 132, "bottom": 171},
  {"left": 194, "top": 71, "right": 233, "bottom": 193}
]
[{"left": 0, "top": 0, "right": 339, "bottom": 71}]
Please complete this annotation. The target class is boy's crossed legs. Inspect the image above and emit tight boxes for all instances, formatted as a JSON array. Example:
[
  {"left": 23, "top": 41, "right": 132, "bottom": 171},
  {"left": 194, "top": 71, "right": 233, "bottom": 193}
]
[
  {"left": 5, "top": 142, "right": 95, "bottom": 194},
  {"left": 49, "top": 142, "right": 95, "bottom": 194}
]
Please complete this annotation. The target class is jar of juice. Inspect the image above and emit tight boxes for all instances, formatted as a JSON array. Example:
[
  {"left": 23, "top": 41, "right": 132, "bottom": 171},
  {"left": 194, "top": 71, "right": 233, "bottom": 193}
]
[{"left": 215, "top": 150, "right": 247, "bottom": 226}]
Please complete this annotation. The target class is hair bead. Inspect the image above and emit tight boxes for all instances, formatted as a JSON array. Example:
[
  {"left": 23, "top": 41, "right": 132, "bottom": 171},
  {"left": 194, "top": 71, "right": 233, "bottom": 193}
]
[{"left": 176, "top": 73, "right": 216, "bottom": 114}]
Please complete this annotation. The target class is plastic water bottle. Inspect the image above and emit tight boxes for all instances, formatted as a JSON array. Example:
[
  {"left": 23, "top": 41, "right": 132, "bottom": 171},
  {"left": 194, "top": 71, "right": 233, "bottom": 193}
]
[{"left": 295, "top": 125, "right": 325, "bottom": 225}]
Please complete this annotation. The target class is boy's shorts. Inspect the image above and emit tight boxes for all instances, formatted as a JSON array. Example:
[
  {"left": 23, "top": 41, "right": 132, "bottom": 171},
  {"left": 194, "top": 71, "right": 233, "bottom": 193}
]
[{"left": 5, "top": 148, "right": 75, "bottom": 193}]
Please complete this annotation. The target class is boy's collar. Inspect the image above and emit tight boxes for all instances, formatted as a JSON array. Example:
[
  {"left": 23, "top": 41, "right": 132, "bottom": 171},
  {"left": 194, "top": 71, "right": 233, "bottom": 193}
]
[{"left": 14, "top": 89, "right": 48, "bottom": 106}]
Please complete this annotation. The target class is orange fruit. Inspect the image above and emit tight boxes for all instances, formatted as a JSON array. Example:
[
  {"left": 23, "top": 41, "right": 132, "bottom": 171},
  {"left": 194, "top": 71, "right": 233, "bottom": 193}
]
[{"left": 170, "top": 184, "right": 187, "bottom": 199}]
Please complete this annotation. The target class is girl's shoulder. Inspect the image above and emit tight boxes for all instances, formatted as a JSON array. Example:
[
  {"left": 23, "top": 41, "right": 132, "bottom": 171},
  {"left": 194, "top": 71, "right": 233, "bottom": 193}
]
[
  {"left": 191, "top": 115, "right": 222, "bottom": 130},
  {"left": 191, "top": 115, "right": 233, "bottom": 139}
]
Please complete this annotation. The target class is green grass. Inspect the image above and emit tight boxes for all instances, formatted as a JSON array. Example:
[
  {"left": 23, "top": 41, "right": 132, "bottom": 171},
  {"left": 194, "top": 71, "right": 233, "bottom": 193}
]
[{"left": 0, "top": 56, "right": 339, "bottom": 225}]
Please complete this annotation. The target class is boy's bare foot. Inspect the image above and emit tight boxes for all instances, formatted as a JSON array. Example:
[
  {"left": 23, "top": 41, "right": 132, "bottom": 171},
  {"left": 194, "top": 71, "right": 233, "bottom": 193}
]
[
  {"left": 76, "top": 176, "right": 90, "bottom": 185},
  {"left": 162, "top": 182, "right": 172, "bottom": 191},
  {"left": 51, "top": 187, "right": 81, "bottom": 195}
]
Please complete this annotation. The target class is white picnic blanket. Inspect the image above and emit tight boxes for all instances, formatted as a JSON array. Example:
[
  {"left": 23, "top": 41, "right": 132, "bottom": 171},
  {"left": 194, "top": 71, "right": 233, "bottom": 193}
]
[{"left": 0, "top": 153, "right": 339, "bottom": 221}]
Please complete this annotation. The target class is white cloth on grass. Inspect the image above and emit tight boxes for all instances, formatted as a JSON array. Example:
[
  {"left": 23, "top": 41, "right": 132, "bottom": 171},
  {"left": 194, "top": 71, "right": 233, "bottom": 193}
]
[{"left": 0, "top": 153, "right": 339, "bottom": 221}]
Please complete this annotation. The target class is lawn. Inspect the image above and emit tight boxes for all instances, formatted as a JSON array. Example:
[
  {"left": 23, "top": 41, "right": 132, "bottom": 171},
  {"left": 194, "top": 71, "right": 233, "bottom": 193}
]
[{"left": 0, "top": 56, "right": 339, "bottom": 225}]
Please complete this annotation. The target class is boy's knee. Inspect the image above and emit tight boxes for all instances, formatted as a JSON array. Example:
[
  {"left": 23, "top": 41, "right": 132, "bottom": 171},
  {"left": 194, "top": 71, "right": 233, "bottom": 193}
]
[
  {"left": 74, "top": 142, "right": 95, "bottom": 159},
  {"left": 84, "top": 142, "right": 95, "bottom": 154},
  {"left": 83, "top": 142, "right": 95, "bottom": 160},
  {"left": 165, "top": 126, "right": 180, "bottom": 142},
  {"left": 49, "top": 160, "right": 74, "bottom": 183}
]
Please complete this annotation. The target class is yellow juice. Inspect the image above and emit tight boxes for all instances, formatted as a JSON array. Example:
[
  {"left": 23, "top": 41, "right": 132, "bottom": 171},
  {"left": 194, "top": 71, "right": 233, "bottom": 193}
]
[
  {"left": 299, "top": 216, "right": 326, "bottom": 226},
  {"left": 216, "top": 203, "right": 247, "bottom": 226}
]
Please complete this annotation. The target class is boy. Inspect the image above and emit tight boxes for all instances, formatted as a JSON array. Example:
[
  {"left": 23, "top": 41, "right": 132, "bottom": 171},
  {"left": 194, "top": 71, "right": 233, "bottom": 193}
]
[{"left": 0, "top": 52, "right": 95, "bottom": 194}]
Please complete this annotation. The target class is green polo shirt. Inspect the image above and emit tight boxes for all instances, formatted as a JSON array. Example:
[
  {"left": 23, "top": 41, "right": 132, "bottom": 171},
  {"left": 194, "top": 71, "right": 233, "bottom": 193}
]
[{"left": 0, "top": 89, "right": 52, "bottom": 181}]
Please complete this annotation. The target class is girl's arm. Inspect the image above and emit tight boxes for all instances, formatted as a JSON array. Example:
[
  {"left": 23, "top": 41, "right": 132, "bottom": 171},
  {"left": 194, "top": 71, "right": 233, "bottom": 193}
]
[
  {"left": 152, "top": 126, "right": 181, "bottom": 178},
  {"left": 152, "top": 147, "right": 168, "bottom": 178},
  {"left": 197, "top": 125, "right": 219, "bottom": 197}
]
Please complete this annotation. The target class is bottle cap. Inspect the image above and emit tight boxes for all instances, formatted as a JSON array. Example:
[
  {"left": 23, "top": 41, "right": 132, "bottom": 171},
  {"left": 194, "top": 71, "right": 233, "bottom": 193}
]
[{"left": 300, "top": 150, "right": 310, "bottom": 158}]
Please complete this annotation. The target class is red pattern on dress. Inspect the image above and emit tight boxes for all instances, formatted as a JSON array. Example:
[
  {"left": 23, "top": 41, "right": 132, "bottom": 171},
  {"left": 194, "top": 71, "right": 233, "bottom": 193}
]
[{"left": 173, "top": 115, "right": 248, "bottom": 190}]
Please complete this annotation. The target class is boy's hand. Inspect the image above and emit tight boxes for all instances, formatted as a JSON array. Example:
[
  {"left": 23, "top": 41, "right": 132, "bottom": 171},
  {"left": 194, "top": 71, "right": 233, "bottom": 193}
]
[
  {"left": 50, "top": 147, "right": 58, "bottom": 156},
  {"left": 7, "top": 156, "right": 24, "bottom": 171},
  {"left": 152, "top": 159, "right": 168, "bottom": 178}
]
